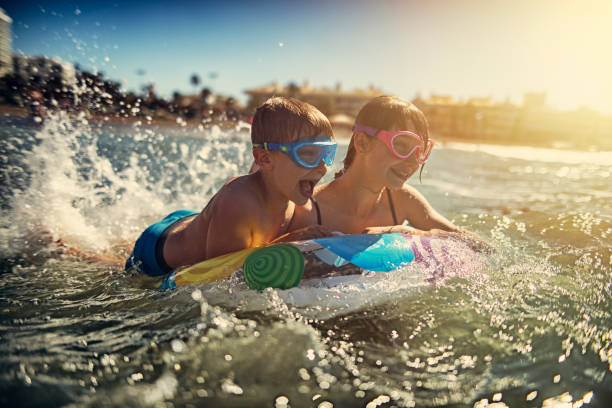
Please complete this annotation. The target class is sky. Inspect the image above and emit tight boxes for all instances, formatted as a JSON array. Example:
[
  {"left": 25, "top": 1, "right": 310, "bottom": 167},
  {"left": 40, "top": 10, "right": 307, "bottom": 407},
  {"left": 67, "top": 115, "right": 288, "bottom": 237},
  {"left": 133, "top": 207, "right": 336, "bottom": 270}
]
[{"left": 2, "top": 0, "right": 612, "bottom": 113}]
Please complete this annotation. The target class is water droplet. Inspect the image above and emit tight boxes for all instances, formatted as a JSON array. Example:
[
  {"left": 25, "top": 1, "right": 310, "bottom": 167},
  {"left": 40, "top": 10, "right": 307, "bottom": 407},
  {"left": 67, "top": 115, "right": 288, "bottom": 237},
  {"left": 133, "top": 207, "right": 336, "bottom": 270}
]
[
  {"left": 171, "top": 339, "right": 186, "bottom": 353},
  {"left": 298, "top": 368, "right": 310, "bottom": 381},
  {"left": 191, "top": 289, "right": 203, "bottom": 301},
  {"left": 275, "top": 396, "right": 289, "bottom": 407},
  {"left": 131, "top": 372, "right": 143, "bottom": 381},
  {"left": 366, "top": 395, "right": 391, "bottom": 408},
  {"left": 221, "top": 379, "right": 243, "bottom": 395}
]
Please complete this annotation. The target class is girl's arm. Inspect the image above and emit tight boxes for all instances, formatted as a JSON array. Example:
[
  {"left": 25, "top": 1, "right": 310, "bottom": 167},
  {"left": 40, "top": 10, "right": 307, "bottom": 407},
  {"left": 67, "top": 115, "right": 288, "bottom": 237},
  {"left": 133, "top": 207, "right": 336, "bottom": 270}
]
[
  {"left": 390, "top": 186, "right": 493, "bottom": 253},
  {"left": 396, "top": 186, "right": 460, "bottom": 232}
]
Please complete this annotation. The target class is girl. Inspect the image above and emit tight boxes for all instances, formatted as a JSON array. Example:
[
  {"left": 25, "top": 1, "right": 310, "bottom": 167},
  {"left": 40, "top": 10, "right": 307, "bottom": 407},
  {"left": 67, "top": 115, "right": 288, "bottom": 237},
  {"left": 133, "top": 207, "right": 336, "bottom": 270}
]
[{"left": 288, "top": 95, "right": 486, "bottom": 247}]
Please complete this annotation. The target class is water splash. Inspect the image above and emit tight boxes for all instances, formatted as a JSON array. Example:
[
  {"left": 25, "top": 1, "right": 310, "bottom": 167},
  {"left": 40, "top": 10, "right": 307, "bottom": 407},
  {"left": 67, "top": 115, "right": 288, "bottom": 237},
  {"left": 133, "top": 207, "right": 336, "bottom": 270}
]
[
  {"left": 1, "top": 117, "right": 611, "bottom": 407},
  {"left": 1, "top": 112, "right": 251, "bottom": 256}
]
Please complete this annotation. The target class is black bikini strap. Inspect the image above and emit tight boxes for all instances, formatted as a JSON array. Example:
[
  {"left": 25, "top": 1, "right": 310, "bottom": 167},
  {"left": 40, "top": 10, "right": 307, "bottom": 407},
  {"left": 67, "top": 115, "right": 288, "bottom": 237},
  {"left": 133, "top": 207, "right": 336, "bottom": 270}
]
[
  {"left": 310, "top": 196, "right": 322, "bottom": 225},
  {"left": 385, "top": 187, "right": 399, "bottom": 225}
]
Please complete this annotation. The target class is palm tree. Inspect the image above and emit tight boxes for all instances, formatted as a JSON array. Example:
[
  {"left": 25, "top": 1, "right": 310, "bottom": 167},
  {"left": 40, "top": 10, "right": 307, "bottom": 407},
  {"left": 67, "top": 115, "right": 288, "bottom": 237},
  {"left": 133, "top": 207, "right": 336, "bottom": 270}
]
[
  {"left": 287, "top": 81, "right": 299, "bottom": 97},
  {"left": 190, "top": 74, "right": 200, "bottom": 93}
]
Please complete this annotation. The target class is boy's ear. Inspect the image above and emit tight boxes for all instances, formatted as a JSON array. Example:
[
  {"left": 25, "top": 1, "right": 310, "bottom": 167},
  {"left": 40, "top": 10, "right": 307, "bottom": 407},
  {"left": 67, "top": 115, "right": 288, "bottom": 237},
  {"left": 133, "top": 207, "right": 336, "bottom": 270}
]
[
  {"left": 252, "top": 147, "right": 274, "bottom": 170},
  {"left": 353, "top": 131, "right": 373, "bottom": 153}
]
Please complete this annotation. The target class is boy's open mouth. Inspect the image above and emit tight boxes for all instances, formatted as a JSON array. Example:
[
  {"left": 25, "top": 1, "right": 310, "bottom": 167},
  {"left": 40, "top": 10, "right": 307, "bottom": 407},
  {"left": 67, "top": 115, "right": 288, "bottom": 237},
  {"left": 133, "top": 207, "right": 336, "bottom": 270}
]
[{"left": 298, "top": 179, "right": 316, "bottom": 198}]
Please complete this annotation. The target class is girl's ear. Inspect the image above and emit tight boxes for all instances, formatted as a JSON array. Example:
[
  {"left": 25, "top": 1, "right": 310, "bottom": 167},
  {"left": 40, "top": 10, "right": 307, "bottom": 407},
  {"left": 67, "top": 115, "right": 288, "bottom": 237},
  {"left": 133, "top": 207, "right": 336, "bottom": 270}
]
[
  {"left": 353, "top": 131, "right": 373, "bottom": 153},
  {"left": 253, "top": 147, "right": 274, "bottom": 170}
]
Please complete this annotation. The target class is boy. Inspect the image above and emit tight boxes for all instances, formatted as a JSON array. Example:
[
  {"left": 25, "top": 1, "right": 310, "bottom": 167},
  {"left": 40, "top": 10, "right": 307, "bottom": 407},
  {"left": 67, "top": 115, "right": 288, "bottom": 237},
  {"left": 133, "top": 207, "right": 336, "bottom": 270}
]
[{"left": 126, "top": 97, "right": 337, "bottom": 276}]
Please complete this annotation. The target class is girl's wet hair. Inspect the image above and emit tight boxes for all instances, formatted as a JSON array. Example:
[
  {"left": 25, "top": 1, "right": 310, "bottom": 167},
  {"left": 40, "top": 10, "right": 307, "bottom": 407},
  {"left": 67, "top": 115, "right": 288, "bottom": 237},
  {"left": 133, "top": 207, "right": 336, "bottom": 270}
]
[
  {"left": 251, "top": 97, "right": 333, "bottom": 144},
  {"left": 335, "top": 96, "right": 430, "bottom": 181}
]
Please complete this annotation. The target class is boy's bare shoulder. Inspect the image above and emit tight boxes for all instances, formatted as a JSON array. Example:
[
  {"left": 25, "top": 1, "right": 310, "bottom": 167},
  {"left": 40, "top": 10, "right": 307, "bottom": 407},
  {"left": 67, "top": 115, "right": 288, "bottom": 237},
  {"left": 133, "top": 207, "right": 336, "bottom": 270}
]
[
  {"left": 224, "top": 173, "right": 263, "bottom": 198},
  {"left": 194, "top": 173, "right": 268, "bottom": 258},
  {"left": 206, "top": 174, "right": 263, "bottom": 216}
]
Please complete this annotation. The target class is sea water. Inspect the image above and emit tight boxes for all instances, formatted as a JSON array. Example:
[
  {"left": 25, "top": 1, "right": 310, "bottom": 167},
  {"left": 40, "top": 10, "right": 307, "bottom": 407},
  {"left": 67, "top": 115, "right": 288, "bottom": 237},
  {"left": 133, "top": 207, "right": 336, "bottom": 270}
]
[{"left": 0, "top": 114, "right": 610, "bottom": 407}]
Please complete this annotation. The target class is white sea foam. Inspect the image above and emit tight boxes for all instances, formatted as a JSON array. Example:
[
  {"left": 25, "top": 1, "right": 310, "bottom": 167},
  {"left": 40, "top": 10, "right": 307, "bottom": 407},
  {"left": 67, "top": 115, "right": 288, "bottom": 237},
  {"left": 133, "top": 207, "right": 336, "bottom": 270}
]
[{"left": 3, "top": 113, "right": 252, "bottom": 254}]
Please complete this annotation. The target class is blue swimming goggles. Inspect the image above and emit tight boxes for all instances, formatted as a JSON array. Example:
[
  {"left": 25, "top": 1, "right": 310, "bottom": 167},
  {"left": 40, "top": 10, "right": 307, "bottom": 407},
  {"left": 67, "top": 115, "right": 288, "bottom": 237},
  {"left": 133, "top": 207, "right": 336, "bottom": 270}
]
[{"left": 253, "top": 139, "right": 337, "bottom": 169}]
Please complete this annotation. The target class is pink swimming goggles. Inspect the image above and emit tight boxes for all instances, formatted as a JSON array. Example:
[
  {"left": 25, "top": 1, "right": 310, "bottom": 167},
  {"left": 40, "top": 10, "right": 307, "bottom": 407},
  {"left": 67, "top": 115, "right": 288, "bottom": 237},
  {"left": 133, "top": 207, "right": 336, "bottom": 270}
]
[{"left": 353, "top": 124, "right": 435, "bottom": 163}]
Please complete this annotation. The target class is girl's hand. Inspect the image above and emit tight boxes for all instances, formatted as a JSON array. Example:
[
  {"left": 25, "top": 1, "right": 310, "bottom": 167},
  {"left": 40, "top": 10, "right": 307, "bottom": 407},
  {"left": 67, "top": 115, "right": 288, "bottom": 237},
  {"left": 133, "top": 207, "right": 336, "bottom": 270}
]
[
  {"left": 437, "top": 230, "right": 494, "bottom": 254},
  {"left": 272, "top": 225, "right": 335, "bottom": 243},
  {"left": 362, "top": 226, "right": 494, "bottom": 254},
  {"left": 362, "top": 225, "right": 450, "bottom": 236},
  {"left": 362, "top": 225, "right": 421, "bottom": 235}
]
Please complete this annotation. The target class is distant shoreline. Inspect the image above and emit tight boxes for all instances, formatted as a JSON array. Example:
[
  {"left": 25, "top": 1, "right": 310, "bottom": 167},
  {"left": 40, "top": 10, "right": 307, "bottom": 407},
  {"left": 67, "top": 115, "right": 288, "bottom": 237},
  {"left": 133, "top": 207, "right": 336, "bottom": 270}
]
[
  {"left": 0, "top": 103, "right": 245, "bottom": 130},
  {"left": 1, "top": 104, "right": 608, "bottom": 152}
]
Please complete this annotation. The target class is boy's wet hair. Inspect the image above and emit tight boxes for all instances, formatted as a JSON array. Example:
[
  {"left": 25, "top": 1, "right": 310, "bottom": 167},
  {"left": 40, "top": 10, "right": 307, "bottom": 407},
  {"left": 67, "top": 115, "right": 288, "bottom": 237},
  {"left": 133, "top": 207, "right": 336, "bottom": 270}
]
[
  {"left": 336, "top": 96, "right": 430, "bottom": 181},
  {"left": 251, "top": 97, "right": 333, "bottom": 144}
]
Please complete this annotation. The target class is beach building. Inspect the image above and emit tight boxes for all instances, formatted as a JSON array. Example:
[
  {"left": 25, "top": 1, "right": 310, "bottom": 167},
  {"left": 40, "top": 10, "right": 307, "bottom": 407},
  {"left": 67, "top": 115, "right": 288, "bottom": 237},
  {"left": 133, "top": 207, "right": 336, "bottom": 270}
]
[
  {"left": 244, "top": 81, "right": 384, "bottom": 117},
  {"left": 416, "top": 94, "right": 529, "bottom": 142},
  {"left": 415, "top": 91, "right": 612, "bottom": 148},
  {"left": 12, "top": 55, "right": 76, "bottom": 86},
  {"left": 0, "top": 8, "right": 12, "bottom": 78},
  {"left": 522, "top": 92, "right": 547, "bottom": 110}
]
